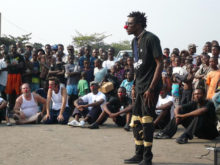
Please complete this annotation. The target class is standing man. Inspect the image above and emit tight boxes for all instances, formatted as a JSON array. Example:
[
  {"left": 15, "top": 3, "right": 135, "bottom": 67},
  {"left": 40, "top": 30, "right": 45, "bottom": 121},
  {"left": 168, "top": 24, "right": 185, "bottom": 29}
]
[{"left": 124, "top": 11, "right": 163, "bottom": 165}]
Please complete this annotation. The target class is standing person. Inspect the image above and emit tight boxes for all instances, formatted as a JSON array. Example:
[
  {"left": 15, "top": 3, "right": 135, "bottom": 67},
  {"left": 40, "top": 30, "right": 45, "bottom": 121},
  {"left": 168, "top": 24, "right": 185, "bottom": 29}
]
[
  {"left": 124, "top": 11, "right": 163, "bottom": 165},
  {"left": 65, "top": 55, "right": 81, "bottom": 108},
  {"left": 5, "top": 44, "right": 25, "bottom": 112},
  {"left": 206, "top": 57, "right": 220, "bottom": 100}
]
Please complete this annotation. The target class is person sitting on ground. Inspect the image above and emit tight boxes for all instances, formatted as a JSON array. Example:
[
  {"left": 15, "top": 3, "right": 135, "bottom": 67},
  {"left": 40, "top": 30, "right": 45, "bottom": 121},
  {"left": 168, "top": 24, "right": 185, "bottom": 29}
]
[
  {"left": 0, "top": 97, "right": 11, "bottom": 126},
  {"left": 43, "top": 77, "right": 71, "bottom": 124},
  {"left": 88, "top": 87, "right": 133, "bottom": 131},
  {"left": 68, "top": 81, "right": 106, "bottom": 127},
  {"left": 13, "top": 83, "right": 46, "bottom": 124},
  {"left": 154, "top": 88, "right": 219, "bottom": 144},
  {"left": 154, "top": 85, "right": 174, "bottom": 130}
]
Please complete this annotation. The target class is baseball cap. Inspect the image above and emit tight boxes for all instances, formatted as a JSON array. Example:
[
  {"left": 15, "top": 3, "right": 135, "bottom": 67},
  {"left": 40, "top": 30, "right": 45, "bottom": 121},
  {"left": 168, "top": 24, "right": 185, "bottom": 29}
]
[
  {"left": 188, "top": 43, "right": 197, "bottom": 49},
  {"left": 90, "top": 81, "right": 99, "bottom": 86}
]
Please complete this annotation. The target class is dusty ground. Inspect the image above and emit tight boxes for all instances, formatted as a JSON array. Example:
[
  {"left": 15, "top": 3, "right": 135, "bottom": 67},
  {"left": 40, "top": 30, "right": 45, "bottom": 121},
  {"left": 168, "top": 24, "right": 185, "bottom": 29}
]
[{"left": 0, "top": 118, "right": 219, "bottom": 165}]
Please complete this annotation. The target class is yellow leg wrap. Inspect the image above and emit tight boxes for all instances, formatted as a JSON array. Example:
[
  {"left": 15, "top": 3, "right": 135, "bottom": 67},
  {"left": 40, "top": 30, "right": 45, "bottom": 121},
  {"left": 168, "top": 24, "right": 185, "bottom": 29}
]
[
  {"left": 144, "top": 141, "right": 152, "bottom": 147},
  {"left": 141, "top": 116, "right": 153, "bottom": 124},
  {"left": 129, "top": 115, "right": 141, "bottom": 128},
  {"left": 134, "top": 139, "right": 144, "bottom": 145}
]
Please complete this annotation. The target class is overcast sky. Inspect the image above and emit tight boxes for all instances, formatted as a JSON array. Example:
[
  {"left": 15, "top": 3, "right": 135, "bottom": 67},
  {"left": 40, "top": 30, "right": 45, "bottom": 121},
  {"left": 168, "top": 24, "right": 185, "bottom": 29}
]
[{"left": 1, "top": 0, "right": 219, "bottom": 53}]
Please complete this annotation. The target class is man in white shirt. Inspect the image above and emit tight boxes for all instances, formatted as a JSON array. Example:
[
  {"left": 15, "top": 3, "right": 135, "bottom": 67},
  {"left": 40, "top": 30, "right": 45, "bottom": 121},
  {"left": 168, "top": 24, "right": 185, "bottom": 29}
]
[
  {"left": 13, "top": 83, "right": 46, "bottom": 124},
  {"left": 68, "top": 81, "right": 106, "bottom": 127},
  {"left": 102, "top": 48, "right": 115, "bottom": 70},
  {"left": 188, "top": 43, "right": 199, "bottom": 65},
  {"left": 154, "top": 85, "right": 174, "bottom": 129}
]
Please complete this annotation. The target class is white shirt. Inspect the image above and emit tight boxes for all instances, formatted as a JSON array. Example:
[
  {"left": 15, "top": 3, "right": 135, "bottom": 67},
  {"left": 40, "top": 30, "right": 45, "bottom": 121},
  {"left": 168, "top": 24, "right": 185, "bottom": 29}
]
[
  {"left": 192, "top": 53, "right": 199, "bottom": 65},
  {"left": 81, "top": 91, "right": 106, "bottom": 110},
  {"left": 0, "top": 97, "right": 4, "bottom": 104},
  {"left": 102, "top": 60, "right": 115, "bottom": 70},
  {"left": 0, "top": 59, "right": 8, "bottom": 86},
  {"left": 172, "top": 66, "right": 187, "bottom": 76},
  {"left": 156, "top": 95, "right": 175, "bottom": 119}
]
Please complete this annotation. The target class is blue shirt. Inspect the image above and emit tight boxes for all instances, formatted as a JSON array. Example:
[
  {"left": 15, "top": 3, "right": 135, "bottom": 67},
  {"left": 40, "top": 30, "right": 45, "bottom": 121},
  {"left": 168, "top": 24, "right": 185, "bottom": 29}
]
[
  {"left": 79, "top": 55, "right": 96, "bottom": 69},
  {"left": 120, "top": 79, "right": 134, "bottom": 98}
]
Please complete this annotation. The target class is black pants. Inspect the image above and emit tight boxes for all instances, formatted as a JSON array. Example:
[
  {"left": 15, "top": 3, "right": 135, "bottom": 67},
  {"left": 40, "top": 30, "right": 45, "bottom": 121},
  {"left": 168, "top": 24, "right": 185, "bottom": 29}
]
[
  {"left": 180, "top": 89, "right": 192, "bottom": 105},
  {"left": 162, "top": 112, "right": 219, "bottom": 140},
  {"left": 130, "top": 91, "right": 159, "bottom": 162}
]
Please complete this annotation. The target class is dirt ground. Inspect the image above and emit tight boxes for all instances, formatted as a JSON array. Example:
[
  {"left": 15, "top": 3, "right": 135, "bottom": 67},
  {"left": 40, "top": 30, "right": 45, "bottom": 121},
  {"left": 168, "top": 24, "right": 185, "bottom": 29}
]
[{"left": 0, "top": 118, "right": 219, "bottom": 165}]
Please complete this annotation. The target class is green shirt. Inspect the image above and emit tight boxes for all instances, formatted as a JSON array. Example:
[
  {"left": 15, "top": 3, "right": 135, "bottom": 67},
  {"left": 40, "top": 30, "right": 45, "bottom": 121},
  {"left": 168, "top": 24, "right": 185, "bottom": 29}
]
[{"left": 77, "top": 79, "right": 89, "bottom": 96}]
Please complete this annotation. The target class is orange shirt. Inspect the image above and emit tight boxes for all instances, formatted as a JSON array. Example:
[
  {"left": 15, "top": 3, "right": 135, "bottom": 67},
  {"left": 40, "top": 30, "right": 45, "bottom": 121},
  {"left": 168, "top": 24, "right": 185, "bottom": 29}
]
[{"left": 206, "top": 70, "right": 220, "bottom": 99}]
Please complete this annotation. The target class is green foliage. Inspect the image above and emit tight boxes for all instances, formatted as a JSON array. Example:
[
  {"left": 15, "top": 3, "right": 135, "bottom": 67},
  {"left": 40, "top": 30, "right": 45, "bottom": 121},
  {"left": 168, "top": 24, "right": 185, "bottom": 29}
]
[
  {"left": 72, "top": 31, "right": 110, "bottom": 48},
  {"left": 8, "top": 33, "right": 32, "bottom": 45},
  {"left": 33, "top": 42, "right": 43, "bottom": 50},
  {"left": 0, "top": 36, "right": 15, "bottom": 47},
  {"left": 0, "top": 33, "right": 44, "bottom": 50},
  {"left": 110, "top": 40, "right": 131, "bottom": 54},
  {"left": 72, "top": 31, "right": 131, "bottom": 55}
]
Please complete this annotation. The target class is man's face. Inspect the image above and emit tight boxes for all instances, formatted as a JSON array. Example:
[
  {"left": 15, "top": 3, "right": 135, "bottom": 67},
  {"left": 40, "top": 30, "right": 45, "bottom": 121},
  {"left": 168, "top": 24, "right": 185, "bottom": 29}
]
[
  {"left": 193, "top": 89, "right": 204, "bottom": 103},
  {"left": 49, "top": 81, "right": 56, "bottom": 90},
  {"left": 85, "top": 47, "right": 90, "bottom": 56},
  {"left": 163, "top": 49, "right": 170, "bottom": 56},
  {"left": 92, "top": 49, "right": 99, "bottom": 58},
  {"left": 126, "top": 17, "right": 137, "bottom": 35},
  {"left": 212, "top": 47, "right": 220, "bottom": 56},
  {"left": 108, "top": 49, "right": 114, "bottom": 59},
  {"left": 174, "top": 58, "right": 180, "bottom": 66},
  {"left": 68, "top": 56, "right": 74, "bottom": 64},
  {"left": 117, "top": 88, "right": 126, "bottom": 99},
  {"left": 58, "top": 45, "right": 64, "bottom": 53},
  {"left": 160, "top": 89, "right": 167, "bottom": 98},
  {"left": 11, "top": 46, "right": 17, "bottom": 54},
  {"left": 209, "top": 58, "right": 217, "bottom": 68},
  {"left": 94, "top": 60, "right": 100, "bottom": 67},
  {"left": 90, "top": 84, "right": 98, "bottom": 94},
  {"left": 67, "top": 48, "right": 74, "bottom": 55},
  {"left": 21, "top": 84, "right": 30, "bottom": 95},
  {"left": 45, "top": 46, "right": 51, "bottom": 54}
]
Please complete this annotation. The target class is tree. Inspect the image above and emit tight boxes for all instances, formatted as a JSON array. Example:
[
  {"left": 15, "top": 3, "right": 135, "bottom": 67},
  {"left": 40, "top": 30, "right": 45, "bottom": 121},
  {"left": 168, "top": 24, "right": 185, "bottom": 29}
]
[
  {"left": 72, "top": 31, "right": 110, "bottom": 48},
  {"left": 8, "top": 33, "right": 32, "bottom": 45},
  {"left": 110, "top": 40, "right": 131, "bottom": 54},
  {"left": 33, "top": 42, "right": 43, "bottom": 50}
]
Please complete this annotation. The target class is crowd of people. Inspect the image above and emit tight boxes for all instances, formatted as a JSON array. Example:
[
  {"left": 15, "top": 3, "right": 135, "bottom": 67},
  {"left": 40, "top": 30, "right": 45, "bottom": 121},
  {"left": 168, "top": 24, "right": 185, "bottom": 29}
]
[{"left": 0, "top": 39, "right": 219, "bottom": 143}]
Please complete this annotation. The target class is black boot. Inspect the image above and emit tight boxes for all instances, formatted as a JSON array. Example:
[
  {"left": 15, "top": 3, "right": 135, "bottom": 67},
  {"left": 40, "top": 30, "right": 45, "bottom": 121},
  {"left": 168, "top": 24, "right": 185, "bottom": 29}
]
[
  {"left": 124, "top": 145, "right": 143, "bottom": 164},
  {"left": 138, "top": 146, "right": 152, "bottom": 165}
]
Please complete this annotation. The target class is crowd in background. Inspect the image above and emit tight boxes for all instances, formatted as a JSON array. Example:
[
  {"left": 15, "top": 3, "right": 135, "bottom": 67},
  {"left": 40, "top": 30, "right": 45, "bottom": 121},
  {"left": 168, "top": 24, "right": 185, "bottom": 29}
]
[{"left": 0, "top": 40, "right": 220, "bottom": 137}]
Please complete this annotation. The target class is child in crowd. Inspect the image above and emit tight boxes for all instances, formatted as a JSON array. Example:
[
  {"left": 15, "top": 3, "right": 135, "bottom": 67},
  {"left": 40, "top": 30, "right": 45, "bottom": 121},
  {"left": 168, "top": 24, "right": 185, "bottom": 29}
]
[
  {"left": 120, "top": 70, "right": 134, "bottom": 99},
  {"left": 83, "top": 60, "right": 94, "bottom": 85},
  {"left": 77, "top": 71, "right": 89, "bottom": 97}
]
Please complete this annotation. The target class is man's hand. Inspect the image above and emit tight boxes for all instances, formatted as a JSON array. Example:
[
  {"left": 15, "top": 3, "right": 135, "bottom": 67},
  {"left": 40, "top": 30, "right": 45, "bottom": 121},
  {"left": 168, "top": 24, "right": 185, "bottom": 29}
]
[
  {"left": 57, "top": 114, "right": 64, "bottom": 122},
  {"left": 77, "top": 105, "right": 86, "bottom": 111},
  {"left": 109, "top": 113, "right": 118, "bottom": 118},
  {"left": 131, "top": 87, "right": 136, "bottom": 100},
  {"left": 45, "top": 113, "right": 50, "bottom": 120},
  {"left": 143, "top": 90, "right": 155, "bottom": 107},
  {"left": 19, "top": 111, "right": 26, "bottom": 120}
]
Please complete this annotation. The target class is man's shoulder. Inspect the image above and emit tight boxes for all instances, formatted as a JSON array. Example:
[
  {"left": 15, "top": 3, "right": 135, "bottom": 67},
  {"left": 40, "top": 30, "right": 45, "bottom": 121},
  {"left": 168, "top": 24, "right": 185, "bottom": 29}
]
[{"left": 144, "top": 31, "right": 160, "bottom": 40}]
